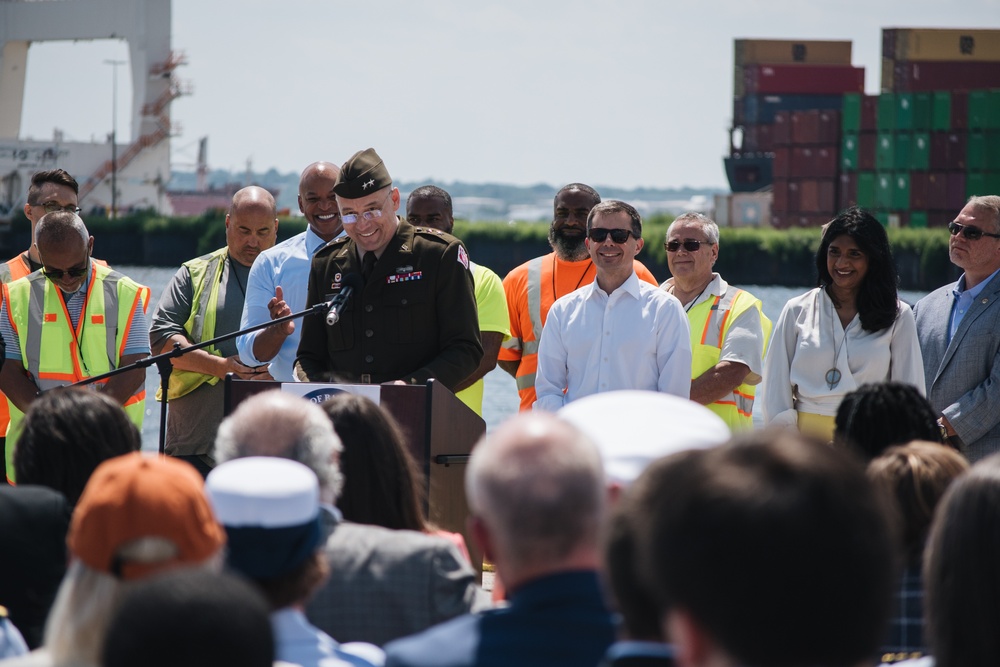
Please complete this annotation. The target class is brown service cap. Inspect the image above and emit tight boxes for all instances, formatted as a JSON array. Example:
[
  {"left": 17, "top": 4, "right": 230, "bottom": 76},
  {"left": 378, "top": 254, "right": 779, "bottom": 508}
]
[{"left": 334, "top": 148, "right": 392, "bottom": 199}]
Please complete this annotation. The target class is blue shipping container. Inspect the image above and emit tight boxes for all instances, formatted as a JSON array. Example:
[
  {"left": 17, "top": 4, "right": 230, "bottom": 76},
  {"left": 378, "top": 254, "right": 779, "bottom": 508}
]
[{"left": 743, "top": 94, "right": 845, "bottom": 125}]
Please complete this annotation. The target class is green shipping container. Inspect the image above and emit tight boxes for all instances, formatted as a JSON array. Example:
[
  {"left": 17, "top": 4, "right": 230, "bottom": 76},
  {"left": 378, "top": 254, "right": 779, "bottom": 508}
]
[
  {"left": 895, "top": 133, "right": 913, "bottom": 170},
  {"left": 912, "top": 93, "right": 931, "bottom": 131},
  {"left": 875, "top": 211, "right": 890, "bottom": 227},
  {"left": 968, "top": 91, "right": 1000, "bottom": 131},
  {"left": 842, "top": 93, "right": 861, "bottom": 132},
  {"left": 909, "top": 211, "right": 928, "bottom": 228},
  {"left": 911, "top": 132, "right": 930, "bottom": 171},
  {"left": 989, "top": 132, "right": 1000, "bottom": 170},
  {"left": 857, "top": 172, "right": 877, "bottom": 208},
  {"left": 895, "top": 93, "right": 914, "bottom": 131},
  {"left": 876, "top": 133, "right": 896, "bottom": 170},
  {"left": 878, "top": 94, "right": 896, "bottom": 131},
  {"left": 967, "top": 172, "right": 988, "bottom": 199},
  {"left": 842, "top": 134, "right": 859, "bottom": 171},
  {"left": 892, "top": 172, "right": 911, "bottom": 211},
  {"left": 931, "top": 92, "right": 951, "bottom": 131},
  {"left": 875, "top": 173, "right": 893, "bottom": 210},
  {"left": 968, "top": 132, "right": 988, "bottom": 171}
]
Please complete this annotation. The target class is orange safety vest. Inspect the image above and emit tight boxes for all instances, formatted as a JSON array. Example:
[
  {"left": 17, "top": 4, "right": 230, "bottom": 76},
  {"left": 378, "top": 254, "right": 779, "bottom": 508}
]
[{"left": 499, "top": 253, "right": 658, "bottom": 411}]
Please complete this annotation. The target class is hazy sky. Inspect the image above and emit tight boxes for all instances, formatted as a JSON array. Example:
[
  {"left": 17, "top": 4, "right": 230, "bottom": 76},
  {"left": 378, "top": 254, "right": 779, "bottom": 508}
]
[{"left": 16, "top": 0, "right": 1000, "bottom": 190}]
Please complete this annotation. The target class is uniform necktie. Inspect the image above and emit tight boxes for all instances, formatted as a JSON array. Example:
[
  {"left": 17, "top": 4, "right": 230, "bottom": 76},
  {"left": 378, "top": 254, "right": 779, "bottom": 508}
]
[{"left": 362, "top": 251, "right": 377, "bottom": 282}]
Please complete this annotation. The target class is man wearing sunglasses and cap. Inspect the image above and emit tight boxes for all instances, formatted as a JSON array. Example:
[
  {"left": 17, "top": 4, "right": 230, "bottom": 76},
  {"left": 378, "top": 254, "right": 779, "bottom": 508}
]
[
  {"left": 660, "top": 213, "right": 770, "bottom": 431},
  {"left": 0, "top": 211, "right": 150, "bottom": 481},
  {"left": 295, "top": 148, "right": 482, "bottom": 390},
  {"left": 533, "top": 201, "right": 690, "bottom": 411},
  {"left": 915, "top": 195, "right": 1000, "bottom": 462}
]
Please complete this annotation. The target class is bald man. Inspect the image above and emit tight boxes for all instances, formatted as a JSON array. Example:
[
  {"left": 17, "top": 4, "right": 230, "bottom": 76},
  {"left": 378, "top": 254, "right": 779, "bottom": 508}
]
[
  {"left": 0, "top": 211, "right": 150, "bottom": 479},
  {"left": 150, "top": 186, "right": 279, "bottom": 476},
  {"left": 236, "top": 162, "right": 343, "bottom": 382}
]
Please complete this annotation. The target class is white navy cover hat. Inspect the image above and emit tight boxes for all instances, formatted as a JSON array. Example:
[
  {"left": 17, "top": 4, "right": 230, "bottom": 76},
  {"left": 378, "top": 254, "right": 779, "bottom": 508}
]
[
  {"left": 557, "top": 390, "right": 731, "bottom": 487},
  {"left": 205, "top": 457, "right": 322, "bottom": 579}
]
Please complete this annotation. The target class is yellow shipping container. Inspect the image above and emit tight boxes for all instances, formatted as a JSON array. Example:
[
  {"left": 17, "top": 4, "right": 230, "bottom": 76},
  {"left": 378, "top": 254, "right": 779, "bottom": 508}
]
[
  {"left": 885, "top": 28, "right": 1000, "bottom": 62},
  {"left": 734, "top": 39, "right": 853, "bottom": 67}
]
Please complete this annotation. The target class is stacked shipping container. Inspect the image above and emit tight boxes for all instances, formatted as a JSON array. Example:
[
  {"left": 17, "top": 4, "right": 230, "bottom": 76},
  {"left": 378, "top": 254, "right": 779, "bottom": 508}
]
[{"left": 838, "top": 28, "right": 1000, "bottom": 228}]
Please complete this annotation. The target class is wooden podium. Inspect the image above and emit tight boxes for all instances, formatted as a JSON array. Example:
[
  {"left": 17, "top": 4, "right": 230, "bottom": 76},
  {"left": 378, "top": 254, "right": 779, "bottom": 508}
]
[{"left": 224, "top": 378, "right": 486, "bottom": 574}]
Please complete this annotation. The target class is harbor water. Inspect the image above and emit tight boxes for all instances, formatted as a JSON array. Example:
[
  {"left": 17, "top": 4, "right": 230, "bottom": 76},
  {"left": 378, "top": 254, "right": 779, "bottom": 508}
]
[{"left": 124, "top": 265, "right": 928, "bottom": 451}]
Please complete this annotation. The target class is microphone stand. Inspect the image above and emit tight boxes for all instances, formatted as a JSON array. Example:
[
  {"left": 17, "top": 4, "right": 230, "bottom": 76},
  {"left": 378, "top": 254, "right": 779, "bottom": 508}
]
[{"left": 65, "top": 299, "right": 338, "bottom": 455}]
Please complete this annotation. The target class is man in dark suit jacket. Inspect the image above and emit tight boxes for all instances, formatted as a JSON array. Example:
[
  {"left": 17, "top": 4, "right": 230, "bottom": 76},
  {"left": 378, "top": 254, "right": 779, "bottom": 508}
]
[
  {"left": 214, "top": 390, "right": 488, "bottom": 646},
  {"left": 914, "top": 195, "right": 1000, "bottom": 463},
  {"left": 383, "top": 413, "right": 616, "bottom": 667}
]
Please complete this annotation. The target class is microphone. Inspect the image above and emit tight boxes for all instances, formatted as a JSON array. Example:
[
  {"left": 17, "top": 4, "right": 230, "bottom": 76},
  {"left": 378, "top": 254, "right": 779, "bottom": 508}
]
[{"left": 326, "top": 274, "right": 362, "bottom": 326}]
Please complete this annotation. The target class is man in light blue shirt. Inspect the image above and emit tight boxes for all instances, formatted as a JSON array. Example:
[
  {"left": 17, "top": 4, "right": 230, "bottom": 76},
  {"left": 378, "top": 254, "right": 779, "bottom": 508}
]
[{"left": 237, "top": 162, "right": 343, "bottom": 381}]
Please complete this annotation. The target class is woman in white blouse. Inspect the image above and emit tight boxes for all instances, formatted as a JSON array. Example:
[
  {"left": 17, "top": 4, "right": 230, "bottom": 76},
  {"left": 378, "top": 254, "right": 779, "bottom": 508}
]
[{"left": 762, "top": 207, "right": 926, "bottom": 441}]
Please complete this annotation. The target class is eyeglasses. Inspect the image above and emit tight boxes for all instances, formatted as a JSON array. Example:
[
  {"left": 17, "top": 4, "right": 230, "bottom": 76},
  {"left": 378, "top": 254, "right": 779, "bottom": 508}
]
[
  {"left": 42, "top": 265, "right": 88, "bottom": 280},
  {"left": 948, "top": 221, "right": 1000, "bottom": 241},
  {"left": 587, "top": 228, "right": 634, "bottom": 244},
  {"left": 665, "top": 239, "right": 706, "bottom": 253},
  {"left": 33, "top": 202, "right": 81, "bottom": 215},
  {"left": 341, "top": 191, "right": 392, "bottom": 225}
]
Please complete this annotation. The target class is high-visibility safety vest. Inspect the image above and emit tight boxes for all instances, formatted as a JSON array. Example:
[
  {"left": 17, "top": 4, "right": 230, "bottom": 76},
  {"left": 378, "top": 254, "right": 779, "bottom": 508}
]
[
  {"left": 155, "top": 247, "right": 228, "bottom": 402},
  {"left": 500, "top": 254, "right": 659, "bottom": 411},
  {"left": 3, "top": 262, "right": 149, "bottom": 461},
  {"left": 0, "top": 255, "right": 111, "bottom": 445},
  {"left": 687, "top": 288, "right": 772, "bottom": 431}
]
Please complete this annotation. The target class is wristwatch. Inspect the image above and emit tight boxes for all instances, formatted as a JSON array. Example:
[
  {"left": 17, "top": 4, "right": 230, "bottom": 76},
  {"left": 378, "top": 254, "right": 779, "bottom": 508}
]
[{"left": 937, "top": 418, "right": 949, "bottom": 442}]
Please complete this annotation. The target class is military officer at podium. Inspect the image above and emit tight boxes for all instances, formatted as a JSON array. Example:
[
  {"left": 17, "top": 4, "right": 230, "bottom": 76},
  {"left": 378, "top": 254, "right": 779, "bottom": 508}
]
[{"left": 294, "top": 148, "right": 482, "bottom": 391}]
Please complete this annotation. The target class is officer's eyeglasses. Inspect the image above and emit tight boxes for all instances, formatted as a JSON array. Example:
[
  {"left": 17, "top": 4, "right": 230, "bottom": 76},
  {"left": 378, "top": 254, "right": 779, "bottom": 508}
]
[
  {"left": 665, "top": 240, "right": 705, "bottom": 252},
  {"left": 42, "top": 266, "right": 88, "bottom": 280},
  {"left": 34, "top": 202, "right": 81, "bottom": 215},
  {"left": 587, "top": 228, "right": 634, "bottom": 244},
  {"left": 341, "top": 191, "right": 392, "bottom": 225},
  {"left": 948, "top": 221, "right": 1000, "bottom": 241}
]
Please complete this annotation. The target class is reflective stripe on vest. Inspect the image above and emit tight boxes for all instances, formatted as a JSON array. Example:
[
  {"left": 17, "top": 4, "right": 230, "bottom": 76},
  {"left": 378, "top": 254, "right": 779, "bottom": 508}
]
[
  {"left": 687, "top": 288, "right": 771, "bottom": 431},
  {"left": 156, "top": 247, "right": 228, "bottom": 402},
  {"left": 511, "top": 256, "right": 547, "bottom": 406},
  {"left": 5, "top": 263, "right": 146, "bottom": 447}
]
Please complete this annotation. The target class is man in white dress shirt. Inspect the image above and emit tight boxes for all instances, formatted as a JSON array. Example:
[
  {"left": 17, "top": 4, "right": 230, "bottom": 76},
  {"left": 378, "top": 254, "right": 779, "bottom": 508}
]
[
  {"left": 236, "top": 162, "right": 343, "bottom": 381},
  {"left": 533, "top": 201, "right": 691, "bottom": 411}
]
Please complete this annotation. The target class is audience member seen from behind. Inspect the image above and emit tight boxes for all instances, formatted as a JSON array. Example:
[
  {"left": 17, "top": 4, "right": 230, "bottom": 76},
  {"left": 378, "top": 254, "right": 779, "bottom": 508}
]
[
  {"left": 902, "top": 453, "right": 1000, "bottom": 667},
  {"left": 384, "top": 413, "right": 616, "bottom": 667},
  {"left": 762, "top": 206, "right": 925, "bottom": 442},
  {"left": 867, "top": 442, "right": 969, "bottom": 662},
  {"left": 3, "top": 453, "right": 225, "bottom": 667},
  {"left": 15, "top": 388, "right": 140, "bottom": 506},
  {"left": 626, "top": 431, "right": 897, "bottom": 667},
  {"left": 835, "top": 382, "right": 946, "bottom": 462},
  {"left": 321, "top": 393, "right": 470, "bottom": 561},
  {"left": 102, "top": 569, "right": 275, "bottom": 667},
  {"left": 206, "top": 457, "right": 384, "bottom": 667}
]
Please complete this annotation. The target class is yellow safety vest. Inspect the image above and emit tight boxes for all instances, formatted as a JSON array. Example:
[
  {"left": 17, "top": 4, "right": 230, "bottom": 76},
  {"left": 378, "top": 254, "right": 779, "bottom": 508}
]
[
  {"left": 4, "top": 262, "right": 149, "bottom": 474},
  {"left": 155, "top": 247, "right": 228, "bottom": 402},
  {"left": 687, "top": 288, "right": 772, "bottom": 431}
]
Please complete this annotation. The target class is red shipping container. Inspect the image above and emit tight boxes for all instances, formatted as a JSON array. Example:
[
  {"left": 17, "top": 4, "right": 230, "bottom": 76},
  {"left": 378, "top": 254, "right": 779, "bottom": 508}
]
[
  {"left": 928, "top": 211, "right": 954, "bottom": 228},
  {"left": 947, "top": 173, "right": 966, "bottom": 210},
  {"left": 839, "top": 173, "right": 858, "bottom": 210},
  {"left": 742, "top": 124, "right": 774, "bottom": 152},
  {"left": 787, "top": 180, "right": 803, "bottom": 212},
  {"left": 792, "top": 110, "right": 821, "bottom": 144},
  {"left": 791, "top": 148, "right": 814, "bottom": 177},
  {"left": 892, "top": 61, "right": 1000, "bottom": 92},
  {"left": 734, "top": 98, "right": 745, "bottom": 126},
  {"left": 861, "top": 95, "right": 879, "bottom": 131},
  {"left": 910, "top": 172, "right": 929, "bottom": 209},
  {"left": 815, "top": 146, "right": 839, "bottom": 178},
  {"left": 772, "top": 179, "right": 789, "bottom": 213},
  {"left": 773, "top": 112, "right": 792, "bottom": 145},
  {"left": 800, "top": 180, "right": 820, "bottom": 212},
  {"left": 930, "top": 132, "right": 967, "bottom": 171},
  {"left": 952, "top": 92, "right": 968, "bottom": 131},
  {"left": 818, "top": 179, "right": 837, "bottom": 212},
  {"left": 743, "top": 64, "right": 865, "bottom": 95},
  {"left": 773, "top": 148, "right": 791, "bottom": 178},
  {"left": 927, "top": 173, "right": 949, "bottom": 210},
  {"left": 818, "top": 110, "right": 840, "bottom": 144},
  {"left": 858, "top": 132, "right": 877, "bottom": 171},
  {"left": 771, "top": 213, "right": 788, "bottom": 228}
]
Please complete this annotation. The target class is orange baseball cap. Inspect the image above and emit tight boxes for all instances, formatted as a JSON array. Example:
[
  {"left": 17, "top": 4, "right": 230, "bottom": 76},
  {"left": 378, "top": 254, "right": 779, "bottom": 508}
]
[{"left": 67, "top": 453, "right": 225, "bottom": 581}]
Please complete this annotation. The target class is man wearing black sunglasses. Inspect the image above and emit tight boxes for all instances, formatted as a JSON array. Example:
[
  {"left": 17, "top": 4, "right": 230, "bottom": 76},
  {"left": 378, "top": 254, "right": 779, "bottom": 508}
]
[
  {"left": 661, "top": 213, "right": 770, "bottom": 431},
  {"left": 0, "top": 211, "right": 150, "bottom": 481},
  {"left": 915, "top": 195, "right": 1000, "bottom": 463},
  {"left": 533, "top": 201, "right": 691, "bottom": 411}
]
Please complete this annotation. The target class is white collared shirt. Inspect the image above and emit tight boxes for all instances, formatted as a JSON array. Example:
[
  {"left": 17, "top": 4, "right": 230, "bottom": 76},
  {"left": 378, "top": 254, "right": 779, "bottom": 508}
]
[{"left": 533, "top": 272, "right": 692, "bottom": 411}]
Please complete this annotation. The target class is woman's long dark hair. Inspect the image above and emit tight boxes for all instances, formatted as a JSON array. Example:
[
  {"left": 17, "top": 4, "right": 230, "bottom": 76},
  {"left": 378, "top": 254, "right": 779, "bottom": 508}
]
[
  {"left": 320, "top": 393, "right": 429, "bottom": 532},
  {"left": 815, "top": 206, "right": 899, "bottom": 332}
]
